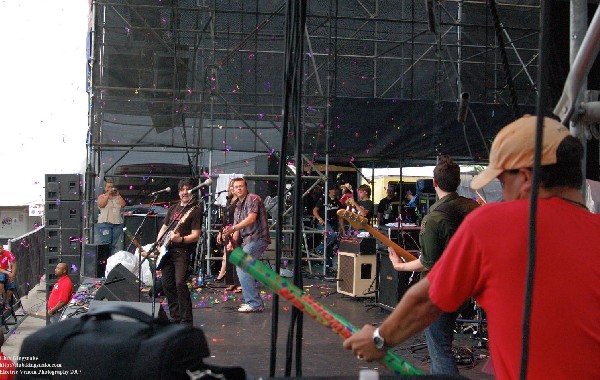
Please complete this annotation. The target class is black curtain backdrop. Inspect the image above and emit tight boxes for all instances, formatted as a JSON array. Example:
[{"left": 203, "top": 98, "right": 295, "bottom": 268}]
[{"left": 328, "top": 98, "right": 535, "bottom": 166}]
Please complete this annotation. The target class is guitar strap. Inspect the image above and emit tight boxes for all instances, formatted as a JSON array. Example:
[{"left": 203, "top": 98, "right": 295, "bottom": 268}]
[
  {"left": 159, "top": 201, "right": 196, "bottom": 244},
  {"left": 141, "top": 201, "right": 195, "bottom": 262}
]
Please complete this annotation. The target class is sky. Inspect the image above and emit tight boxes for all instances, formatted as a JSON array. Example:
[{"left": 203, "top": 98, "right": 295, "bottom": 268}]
[
  {"left": 0, "top": 1, "right": 89, "bottom": 206},
  {"left": 0, "top": 2, "right": 485, "bottom": 207}
]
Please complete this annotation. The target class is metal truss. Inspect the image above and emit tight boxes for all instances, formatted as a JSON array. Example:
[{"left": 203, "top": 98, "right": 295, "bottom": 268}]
[{"left": 85, "top": 0, "right": 541, "bottom": 265}]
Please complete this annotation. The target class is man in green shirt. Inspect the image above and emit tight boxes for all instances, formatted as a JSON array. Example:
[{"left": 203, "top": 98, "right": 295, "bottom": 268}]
[{"left": 387, "top": 156, "right": 478, "bottom": 375}]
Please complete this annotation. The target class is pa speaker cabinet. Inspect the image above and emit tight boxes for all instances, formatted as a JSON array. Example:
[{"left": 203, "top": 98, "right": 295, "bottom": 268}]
[
  {"left": 82, "top": 244, "right": 110, "bottom": 278},
  {"left": 45, "top": 228, "right": 82, "bottom": 255},
  {"left": 45, "top": 174, "right": 81, "bottom": 201},
  {"left": 45, "top": 201, "right": 82, "bottom": 229},
  {"left": 94, "top": 263, "right": 145, "bottom": 302},
  {"left": 337, "top": 251, "right": 377, "bottom": 297}
]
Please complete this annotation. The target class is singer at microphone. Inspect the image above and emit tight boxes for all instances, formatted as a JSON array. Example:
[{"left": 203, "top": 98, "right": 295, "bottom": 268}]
[
  {"left": 187, "top": 178, "right": 213, "bottom": 194},
  {"left": 149, "top": 187, "right": 171, "bottom": 196}
]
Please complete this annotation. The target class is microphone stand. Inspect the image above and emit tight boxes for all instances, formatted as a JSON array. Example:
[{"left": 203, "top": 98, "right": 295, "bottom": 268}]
[{"left": 195, "top": 194, "right": 211, "bottom": 288}]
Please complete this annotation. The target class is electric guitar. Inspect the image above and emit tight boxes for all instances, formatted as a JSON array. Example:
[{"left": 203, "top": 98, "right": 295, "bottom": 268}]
[
  {"left": 336, "top": 208, "right": 418, "bottom": 262},
  {"left": 222, "top": 223, "right": 242, "bottom": 251},
  {"left": 155, "top": 205, "right": 197, "bottom": 270}
]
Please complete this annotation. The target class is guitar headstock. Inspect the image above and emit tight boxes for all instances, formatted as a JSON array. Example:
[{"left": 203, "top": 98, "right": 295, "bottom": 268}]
[{"left": 336, "top": 209, "right": 369, "bottom": 230}]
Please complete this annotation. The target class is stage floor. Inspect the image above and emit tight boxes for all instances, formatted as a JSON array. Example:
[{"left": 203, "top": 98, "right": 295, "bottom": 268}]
[{"left": 186, "top": 270, "right": 493, "bottom": 379}]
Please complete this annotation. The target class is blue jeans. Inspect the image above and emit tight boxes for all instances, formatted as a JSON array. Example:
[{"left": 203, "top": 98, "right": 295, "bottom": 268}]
[
  {"left": 425, "top": 311, "right": 459, "bottom": 375},
  {"left": 236, "top": 239, "right": 268, "bottom": 309},
  {"left": 0, "top": 273, "right": 16, "bottom": 291},
  {"left": 314, "top": 224, "right": 337, "bottom": 268},
  {"left": 314, "top": 224, "right": 335, "bottom": 253},
  {"left": 97, "top": 223, "right": 123, "bottom": 254}
]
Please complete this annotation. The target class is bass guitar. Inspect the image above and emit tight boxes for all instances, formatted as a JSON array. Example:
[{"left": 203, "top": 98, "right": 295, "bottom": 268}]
[
  {"left": 155, "top": 205, "right": 197, "bottom": 270},
  {"left": 336, "top": 208, "right": 418, "bottom": 262}
]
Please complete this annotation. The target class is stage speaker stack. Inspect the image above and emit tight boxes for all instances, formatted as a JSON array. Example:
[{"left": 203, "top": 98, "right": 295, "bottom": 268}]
[
  {"left": 44, "top": 174, "right": 82, "bottom": 299},
  {"left": 337, "top": 237, "right": 377, "bottom": 297}
]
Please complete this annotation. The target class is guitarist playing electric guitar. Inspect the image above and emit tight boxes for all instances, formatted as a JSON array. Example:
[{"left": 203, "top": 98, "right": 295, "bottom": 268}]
[
  {"left": 386, "top": 156, "right": 478, "bottom": 375},
  {"left": 141, "top": 178, "right": 203, "bottom": 326}
]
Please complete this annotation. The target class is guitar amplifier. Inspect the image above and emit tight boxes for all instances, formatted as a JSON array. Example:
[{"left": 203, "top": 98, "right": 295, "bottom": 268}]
[
  {"left": 337, "top": 251, "right": 377, "bottom": 297},
  {"left": 338, "top": 237, "right": 376, "bottom": 255}
]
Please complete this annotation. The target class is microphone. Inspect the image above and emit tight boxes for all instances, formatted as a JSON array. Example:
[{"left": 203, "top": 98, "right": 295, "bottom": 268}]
[
  {"left": 457, "top": 92, "right": 470, "bottom": 123},
  {"left": 187, "top": 178, "right": 213, "bottom": 194},
  {"left": 149, "top": 187, "right": 171, "bottom": 196}
]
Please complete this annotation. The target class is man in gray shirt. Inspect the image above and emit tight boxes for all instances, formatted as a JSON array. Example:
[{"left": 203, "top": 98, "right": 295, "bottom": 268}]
[{"left": 224, "top": 178, "right": 271, "bottom": 312}]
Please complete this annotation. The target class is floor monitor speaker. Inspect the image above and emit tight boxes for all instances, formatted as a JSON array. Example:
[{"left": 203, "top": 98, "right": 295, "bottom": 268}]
[
  {"left": 336, "top": 251, "right": 377, "bottom": 297},
  {"left": 94, "top": 264, "right": 145, "bottom": 302}
]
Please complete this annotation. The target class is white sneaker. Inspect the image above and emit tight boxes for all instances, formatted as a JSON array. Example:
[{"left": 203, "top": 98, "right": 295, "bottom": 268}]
[{"left": 237, "top": 303, "right": 264, "bottom": 313}]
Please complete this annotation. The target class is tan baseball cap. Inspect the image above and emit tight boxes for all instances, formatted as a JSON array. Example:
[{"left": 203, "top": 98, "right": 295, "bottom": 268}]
[{"left": 471, "top": 115, "right": 571, "bottom": 189}]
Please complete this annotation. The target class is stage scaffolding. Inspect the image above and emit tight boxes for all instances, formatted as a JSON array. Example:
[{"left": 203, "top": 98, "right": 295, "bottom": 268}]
[{"left": 85, "top": 0, "right": 541, "bottom": 272}]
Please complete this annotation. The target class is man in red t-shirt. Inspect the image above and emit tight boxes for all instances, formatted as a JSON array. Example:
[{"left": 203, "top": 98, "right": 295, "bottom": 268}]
[
  {"left": 343, "top": 116, "right": 600, "bottom": 379},
  {"left": 0, "top": 246, "right": 16, "bottom": 306},
  {"left": 47, "top": 263, "right": 73, "bottom": 323}
]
